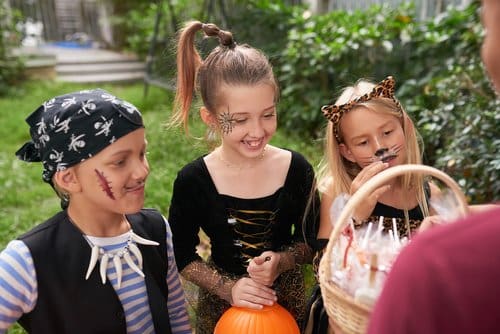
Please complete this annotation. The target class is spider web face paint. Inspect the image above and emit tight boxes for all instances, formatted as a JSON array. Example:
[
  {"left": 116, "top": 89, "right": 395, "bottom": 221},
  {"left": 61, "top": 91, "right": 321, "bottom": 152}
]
[
  {"left": 217, "top": 109, "right": 236, "bottom": 135},
  {"left": 95, "top": 169, "right": 115, "bottom": 200}
]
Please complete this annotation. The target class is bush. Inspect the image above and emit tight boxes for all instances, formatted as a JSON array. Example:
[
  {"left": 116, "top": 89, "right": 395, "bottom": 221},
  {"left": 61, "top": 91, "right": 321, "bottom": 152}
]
[{"left": 0, "top": 2, "right": 23, "bottom": 96}]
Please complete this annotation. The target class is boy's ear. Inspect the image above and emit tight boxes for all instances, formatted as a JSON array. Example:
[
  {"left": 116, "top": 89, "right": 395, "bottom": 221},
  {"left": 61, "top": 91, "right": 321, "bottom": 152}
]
[
  {"left": 53, "top": 168, "right": 81, "bottom": 193},
  {"left": 339, "top": 143, "right": 356, "bottom": 163},
  {"left": 200, "top": 107, "right": 217, "bottom": 127}
]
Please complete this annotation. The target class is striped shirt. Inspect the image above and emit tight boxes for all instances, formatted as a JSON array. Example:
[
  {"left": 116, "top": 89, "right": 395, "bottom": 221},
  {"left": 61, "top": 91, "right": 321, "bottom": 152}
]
[{"left": 0, "top": 219, "right": 191, "bottom": 334}]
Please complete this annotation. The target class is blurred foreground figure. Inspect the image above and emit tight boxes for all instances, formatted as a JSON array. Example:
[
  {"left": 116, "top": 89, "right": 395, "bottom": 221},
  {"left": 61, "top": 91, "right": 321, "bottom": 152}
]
[{"left": 367, "top": 1, "right": 500, "bottom": 332}]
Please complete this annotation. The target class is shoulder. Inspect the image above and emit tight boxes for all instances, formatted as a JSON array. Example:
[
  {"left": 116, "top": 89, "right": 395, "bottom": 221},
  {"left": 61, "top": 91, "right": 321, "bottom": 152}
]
[
  {"left": 1, "top": 240, "right": 35, "bottom": 275},
  {"left": 18, "top": 211, "right": 67, "bottom": 241},
  {"left": 271, "top": 147, "right": 314, "bottom": 173},
  {"left": 173, "top": 155, "right": 211, "bottom": 187},
  {"left": 129, "top": 209, "right": 168, "bottom": 244},
  {"left": 287, "top": 148, "right": 313, "bottom": 168},
  {"left": 130, "top": 208, "right": 166, "bottom": 229},
  {"left": 177, "top": 155, "right": 206, "bottom": 176}
]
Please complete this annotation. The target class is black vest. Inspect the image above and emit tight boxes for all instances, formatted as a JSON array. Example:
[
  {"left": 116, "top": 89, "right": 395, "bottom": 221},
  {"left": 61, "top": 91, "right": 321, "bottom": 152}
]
[{"left": 18, "top": 209, "right": 172, "bottom": 334}]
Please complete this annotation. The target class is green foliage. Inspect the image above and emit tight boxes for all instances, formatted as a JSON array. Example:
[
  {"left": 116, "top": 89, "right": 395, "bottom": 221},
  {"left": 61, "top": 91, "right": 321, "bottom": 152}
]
[
  {"left": 276, "top": 2, "right": 418, "bottom": 137},
  {"left": 0, "top": 1, "right": 24, "bottom": 96},
  {"left": 276, "top": 2, "right": 499, "bottom": 203}
]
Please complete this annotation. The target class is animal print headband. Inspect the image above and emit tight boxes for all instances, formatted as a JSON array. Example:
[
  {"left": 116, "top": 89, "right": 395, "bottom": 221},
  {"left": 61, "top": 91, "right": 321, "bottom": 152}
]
[{"left": 321, "top": 76, "right": 402, "bottom": 142}]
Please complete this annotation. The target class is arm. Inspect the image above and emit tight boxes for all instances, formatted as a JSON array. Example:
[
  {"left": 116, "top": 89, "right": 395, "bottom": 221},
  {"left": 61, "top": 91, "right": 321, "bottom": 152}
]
[
  {"left": 0, "top": 240, "right": 38, "bottom": 333},
  {"left": 181, "top": 260, "right": 276, "bottom": 310},
  {"left": 168, "top": 170, "right": 204, "bottom": 272},
  {"left": 318, "top": 191, "right": 335, "bottom": 239},
  {"left": 163, "top": 221, "right": 192, "bottom": 334}
]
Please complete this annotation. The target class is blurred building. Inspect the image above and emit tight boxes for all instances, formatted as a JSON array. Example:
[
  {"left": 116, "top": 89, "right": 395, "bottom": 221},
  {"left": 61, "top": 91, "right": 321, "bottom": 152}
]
[
  {"left": 9, "top": 0, "right": 112, "bottom": 46},
  {"left": 304, "top": 0, "right": 472, "bottom": 18}
]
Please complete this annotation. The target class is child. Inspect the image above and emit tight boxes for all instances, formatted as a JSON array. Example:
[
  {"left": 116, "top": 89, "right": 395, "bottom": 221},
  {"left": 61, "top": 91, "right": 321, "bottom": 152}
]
[
  {"left": 168, "top": 21, "right": 320, "bottom": 333},
  {"left": 0, "top": 89, "right": 191, "bottom": 333},
  {"left": 304, "top": 76, "right": 440, "bottom": 334}
]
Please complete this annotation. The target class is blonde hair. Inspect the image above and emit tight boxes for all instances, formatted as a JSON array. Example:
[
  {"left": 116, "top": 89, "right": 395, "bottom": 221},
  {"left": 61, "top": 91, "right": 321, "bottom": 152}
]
[{"left": 318, "top": 79, "right": 430, "bottom": 218}]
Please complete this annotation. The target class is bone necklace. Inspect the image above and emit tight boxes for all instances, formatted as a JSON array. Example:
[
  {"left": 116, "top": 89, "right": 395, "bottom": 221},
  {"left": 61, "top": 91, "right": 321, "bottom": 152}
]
[{"left": 84, "top": 230, "right": 159, "bottom": 288}]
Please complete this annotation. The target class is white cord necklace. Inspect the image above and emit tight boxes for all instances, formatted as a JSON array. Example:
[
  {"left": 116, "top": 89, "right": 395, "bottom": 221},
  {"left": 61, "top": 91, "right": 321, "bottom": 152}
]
[{"left": 84, "top": 230, "right": 159, "bottom": 288}]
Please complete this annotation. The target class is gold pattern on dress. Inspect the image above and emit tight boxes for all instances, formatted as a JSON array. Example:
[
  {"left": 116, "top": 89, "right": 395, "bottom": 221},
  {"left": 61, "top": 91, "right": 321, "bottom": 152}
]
[{"left": 228, "top": 208, "right": 276, "bottom": 263}]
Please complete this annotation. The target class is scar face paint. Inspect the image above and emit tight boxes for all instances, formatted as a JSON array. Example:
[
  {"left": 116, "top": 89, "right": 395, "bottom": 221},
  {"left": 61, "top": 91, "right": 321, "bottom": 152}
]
[
  {"left": 95, "top": 169, "right": 115, "bottom": 200},
  {"left": 217, "top": 109, "right": 236, "bottom": 135}
]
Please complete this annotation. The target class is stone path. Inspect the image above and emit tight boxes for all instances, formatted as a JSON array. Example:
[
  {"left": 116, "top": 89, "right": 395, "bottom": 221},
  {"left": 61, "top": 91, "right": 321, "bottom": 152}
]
[{"left": 21, "top": 45, "right": 146, "bottom": 83}]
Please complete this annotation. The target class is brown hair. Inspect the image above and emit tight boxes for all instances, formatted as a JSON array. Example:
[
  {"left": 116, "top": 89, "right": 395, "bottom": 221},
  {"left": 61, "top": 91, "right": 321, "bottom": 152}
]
[{"left": 171, "top": 21, "right": 278, "bottom": 134}]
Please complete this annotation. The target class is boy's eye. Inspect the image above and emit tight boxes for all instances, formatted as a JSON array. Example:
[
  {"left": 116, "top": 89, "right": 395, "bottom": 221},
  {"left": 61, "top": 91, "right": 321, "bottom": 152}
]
[{"left": 357, "top": 140, "right": 368, "bottom": 146}]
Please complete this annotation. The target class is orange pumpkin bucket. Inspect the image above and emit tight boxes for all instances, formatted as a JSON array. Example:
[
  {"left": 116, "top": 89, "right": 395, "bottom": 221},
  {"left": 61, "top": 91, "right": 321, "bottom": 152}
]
[{"left": 214, "top": 303, "right": 300, "bottom": 334}]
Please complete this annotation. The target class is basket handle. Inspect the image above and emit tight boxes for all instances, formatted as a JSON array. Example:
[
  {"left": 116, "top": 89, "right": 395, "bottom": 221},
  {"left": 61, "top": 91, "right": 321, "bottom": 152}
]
[{"left": 322, "top": 164, "right": 469, "bottom": 280}]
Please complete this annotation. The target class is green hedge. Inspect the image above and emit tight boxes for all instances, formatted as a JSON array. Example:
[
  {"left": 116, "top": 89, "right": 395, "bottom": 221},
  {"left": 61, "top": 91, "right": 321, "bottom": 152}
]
[{"left": 275, "top": 2, "right": 499, "bottom": 203}]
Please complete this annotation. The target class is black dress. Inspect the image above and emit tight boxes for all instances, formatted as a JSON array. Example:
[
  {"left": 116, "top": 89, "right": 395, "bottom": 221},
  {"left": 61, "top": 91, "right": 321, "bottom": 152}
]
[{"left": 169, "top": 149, "right": 319, "bottom": 333}]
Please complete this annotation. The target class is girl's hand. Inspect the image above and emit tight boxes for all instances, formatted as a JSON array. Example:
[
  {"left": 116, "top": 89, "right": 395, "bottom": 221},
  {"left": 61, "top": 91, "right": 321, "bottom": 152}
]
[
  {"left": 231, "top": 277, "right": 277, "bottom": 309},
  {"left": 247, "top": 251, "right": 280, "bottom": 286},
  {"left": 418, "top": 215, "right": 444, "bottom": 233},
  {"left": 350, "top": 161, "right": 391, "bottom": 221}
]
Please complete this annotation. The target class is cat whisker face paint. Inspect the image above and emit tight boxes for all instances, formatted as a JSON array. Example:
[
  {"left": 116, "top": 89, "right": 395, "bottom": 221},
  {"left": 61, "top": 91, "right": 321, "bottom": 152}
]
[
  {"left": 95, "top": 169, "right": 115, "bottom": 200},
  {"left": 371, "top": 145, "right": 400, "bottom": 163}
]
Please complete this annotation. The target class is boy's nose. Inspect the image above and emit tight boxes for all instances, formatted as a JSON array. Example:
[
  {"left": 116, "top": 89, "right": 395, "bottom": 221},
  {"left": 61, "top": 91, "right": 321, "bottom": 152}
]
[{"left": 134, "top": 159, "right": 150, "bottom": 179}]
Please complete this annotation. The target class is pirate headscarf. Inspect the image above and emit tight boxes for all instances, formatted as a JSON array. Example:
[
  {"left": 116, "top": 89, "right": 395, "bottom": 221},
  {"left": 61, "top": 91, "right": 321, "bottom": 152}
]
[{"left": 16, "top": 88, "right": 144, "bottom": 183}]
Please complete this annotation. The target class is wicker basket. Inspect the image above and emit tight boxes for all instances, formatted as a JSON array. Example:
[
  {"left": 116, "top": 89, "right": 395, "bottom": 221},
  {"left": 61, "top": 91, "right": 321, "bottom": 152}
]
[{"left": 318, "top": 164, "right": 469, "bottom": 334}]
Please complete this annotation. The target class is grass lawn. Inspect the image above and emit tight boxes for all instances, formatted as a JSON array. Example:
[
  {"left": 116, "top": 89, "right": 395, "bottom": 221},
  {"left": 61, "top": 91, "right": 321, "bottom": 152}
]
[{"left": 0, "top": 79, "right": 322, "bottom": 332}]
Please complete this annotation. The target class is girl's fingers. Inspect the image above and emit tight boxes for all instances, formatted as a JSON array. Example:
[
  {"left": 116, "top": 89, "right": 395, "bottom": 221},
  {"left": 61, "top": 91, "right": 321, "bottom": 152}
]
[
  {"left": 352, "top": 162, "right": 389, "bottom": 193},
  {"left": 371, "top": 184, "right": 391, "bottom": 200},
  {"left": 232, "top": 279, "right": 277, "bottom": 308}
]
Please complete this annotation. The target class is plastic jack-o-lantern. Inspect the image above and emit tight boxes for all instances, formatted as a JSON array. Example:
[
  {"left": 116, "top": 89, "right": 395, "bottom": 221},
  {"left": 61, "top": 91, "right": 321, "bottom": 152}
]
[{"left": 214, "top": 303, "right": 300, "bottom": 334}]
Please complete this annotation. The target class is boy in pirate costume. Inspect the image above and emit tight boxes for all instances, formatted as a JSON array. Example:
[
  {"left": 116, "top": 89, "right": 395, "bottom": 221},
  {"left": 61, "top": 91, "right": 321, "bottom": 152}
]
[{"left": 0, "top": 89, "right": 191, "bottom": 334}]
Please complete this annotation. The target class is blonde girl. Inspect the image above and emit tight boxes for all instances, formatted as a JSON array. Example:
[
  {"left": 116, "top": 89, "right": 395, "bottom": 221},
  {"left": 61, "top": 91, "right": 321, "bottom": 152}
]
[
  {"left": 318, "top": 76, "right": 438, "bottom": 240},
  {"left": 304, "top": 76, "right": 439, "bottom": 334}
]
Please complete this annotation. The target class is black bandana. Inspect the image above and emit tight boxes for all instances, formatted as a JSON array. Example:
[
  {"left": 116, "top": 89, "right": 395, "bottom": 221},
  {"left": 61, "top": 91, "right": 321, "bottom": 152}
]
[{"left": 16, "top": 88, "right": 144, "bottom": 183}]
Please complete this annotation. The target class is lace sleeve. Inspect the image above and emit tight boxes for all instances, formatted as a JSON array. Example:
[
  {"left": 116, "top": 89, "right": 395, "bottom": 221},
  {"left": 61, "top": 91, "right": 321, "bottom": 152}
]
[
  {"left": 180, "top": 260, "right": 237, "bottom": 304},
  {"left": 277, "top": 242, "right": 313, "bottom": 273}
]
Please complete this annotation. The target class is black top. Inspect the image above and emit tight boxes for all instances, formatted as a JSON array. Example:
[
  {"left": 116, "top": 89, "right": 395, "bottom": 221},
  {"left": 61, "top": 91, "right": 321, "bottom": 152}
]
[{"left": 168, "top": 149, "right": 319, "bottom": 275}]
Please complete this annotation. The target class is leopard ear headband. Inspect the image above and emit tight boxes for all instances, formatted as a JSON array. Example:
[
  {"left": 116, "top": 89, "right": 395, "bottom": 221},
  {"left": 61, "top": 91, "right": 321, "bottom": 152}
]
[{"left": 321, "top": 76, "right": 403, "bottom": 142}]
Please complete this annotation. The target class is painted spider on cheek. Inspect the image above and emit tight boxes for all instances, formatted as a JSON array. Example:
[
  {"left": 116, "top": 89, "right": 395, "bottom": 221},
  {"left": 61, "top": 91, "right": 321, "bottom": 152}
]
[{"left": 217, "top": 110, "right": 236, "bottom": 135}]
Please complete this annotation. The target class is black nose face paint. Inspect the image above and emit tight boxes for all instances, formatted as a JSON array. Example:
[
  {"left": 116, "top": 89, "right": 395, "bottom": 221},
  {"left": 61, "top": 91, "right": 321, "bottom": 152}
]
[
  {"left": 373, "top": 147, "right": 398, "bottom": 163},
  {"left": 374, "top": 148, "right": 389, "bottom": 157}
]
